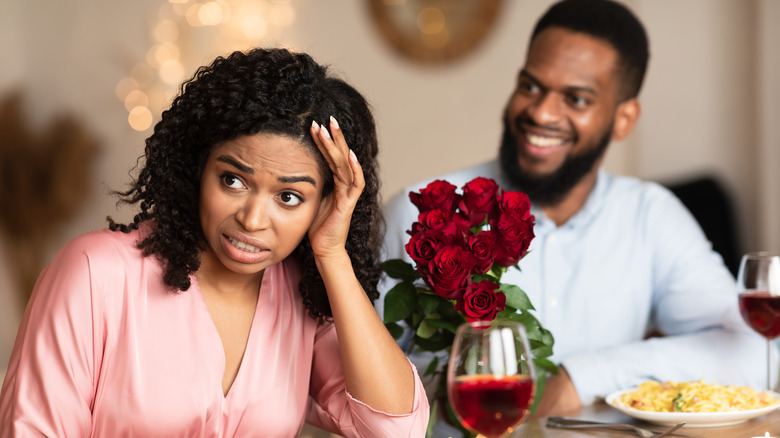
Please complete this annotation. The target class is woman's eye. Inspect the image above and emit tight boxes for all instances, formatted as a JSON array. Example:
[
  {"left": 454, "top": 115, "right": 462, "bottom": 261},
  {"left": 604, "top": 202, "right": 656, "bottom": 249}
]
[
  {"left": 221, "top": 174, "right": 246, "bottom": 189},
  {"left": 279, "top": 192, "right": 303, "bottom": 207}
]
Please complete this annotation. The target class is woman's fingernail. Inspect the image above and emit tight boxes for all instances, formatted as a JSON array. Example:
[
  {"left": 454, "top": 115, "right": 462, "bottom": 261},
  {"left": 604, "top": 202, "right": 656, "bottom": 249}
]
[
  {"left": 311, "top": 120, "right": 319, "bottom": 131},
  {"left": 349, "top": 149, "right": 358, "bottom": 163},
  {"left": 321, "top": 126, "right": 331, "bottom": 139},
  {"left": 330, "top": 116, "right": 340, "bottom": 130}
]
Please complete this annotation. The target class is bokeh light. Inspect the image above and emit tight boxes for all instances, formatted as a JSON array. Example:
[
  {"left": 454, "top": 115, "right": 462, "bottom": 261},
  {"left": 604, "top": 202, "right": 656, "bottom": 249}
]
[
  {"left": 199, "top": 2, "right": 225, "bottom": 26},
  {"left": 417, "top": 7, "right": 446, "bottom": 35},
  {"left": 115, "top": 77, "right": 139, "bottom": 101},
  {"left": 119, "top": 0, "right": 294, "bottom": 131},
  {"left": 123, "top": 90, "right": 150, "bottom": 111},
  {"left": 128, "top": 106, "right": 154, "bottom": 131},
  {"left": 243, "top": 15, "right": 268, "bottom": 40},
  {"left": 154, "top": 19, "right": 179, "bottom": 42},
  {"left": 269, "top": 4, "right": 295, "bottom": 27},
  {"left": 159, "top": 59, "right": 185, "bottom": 85}
]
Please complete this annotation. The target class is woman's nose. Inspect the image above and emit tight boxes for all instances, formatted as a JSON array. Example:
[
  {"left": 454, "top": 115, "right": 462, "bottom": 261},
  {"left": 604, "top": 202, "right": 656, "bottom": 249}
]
[{"left": 235, "top": 197, "right": 271, "bottom": 231}]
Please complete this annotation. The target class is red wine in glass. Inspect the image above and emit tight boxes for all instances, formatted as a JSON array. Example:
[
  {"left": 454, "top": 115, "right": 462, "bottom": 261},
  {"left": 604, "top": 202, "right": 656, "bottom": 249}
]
[
  {"left": 448, "top": 320, "right": 536, "bottom": 438},
  {"left": 739, "top": 291, "right": 780, "bottom": 340},
  {"left": 736, "top": 252, "right": 780, "bottom": 390},
  {"left": 450, "top": 374, "right": 534, "bottom": 438}
]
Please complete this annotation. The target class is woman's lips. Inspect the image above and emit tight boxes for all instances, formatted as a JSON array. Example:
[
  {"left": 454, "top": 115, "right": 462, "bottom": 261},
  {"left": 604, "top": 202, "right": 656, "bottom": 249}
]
[{"left": 222, "top": 234, "right": 269, "bottom": 264}]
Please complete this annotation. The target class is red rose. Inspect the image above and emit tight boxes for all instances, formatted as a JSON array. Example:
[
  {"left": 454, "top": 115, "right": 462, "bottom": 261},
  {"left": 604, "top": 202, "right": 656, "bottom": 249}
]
[
  {"left": 409, "top": 180, "right": 460, "bottom": 214},
  {"left": 497, "top": 191, "right": 533, "bottom": 220},
  {"left": 417, "top": 209, "right": 470, "bottom": 238},
  {"left": 459, "top": 177, "right": 499, "bottom": 226},
  {"left": 468, "top": 230, "right": 497, "bottom": 275},
  {"left": 492, "top": 211, "right": 535, "bottom": 266},
  {"left": 425, "top": 245, "right": 475, "bottom": 300},
  {"left": 405, "top": 229, "right": 448, "bottom": 275},
  {"left": 417, "top": 209, "right": 451, "bottom": 231},
  {"left": 458, "top": 280, "right": 506, "bottom": 322}
]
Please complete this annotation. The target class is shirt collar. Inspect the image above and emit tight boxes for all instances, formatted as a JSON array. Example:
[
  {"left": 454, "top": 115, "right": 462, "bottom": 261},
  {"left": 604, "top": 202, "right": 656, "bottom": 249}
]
[{"left": 531, "top": 168, "right": 610, "bottom": 231}]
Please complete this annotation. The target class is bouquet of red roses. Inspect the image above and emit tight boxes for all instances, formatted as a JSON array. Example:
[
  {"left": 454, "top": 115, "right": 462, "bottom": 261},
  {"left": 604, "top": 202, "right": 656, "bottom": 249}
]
[{"left": 382, "top": 177, "right": 556, "bottom": 432}]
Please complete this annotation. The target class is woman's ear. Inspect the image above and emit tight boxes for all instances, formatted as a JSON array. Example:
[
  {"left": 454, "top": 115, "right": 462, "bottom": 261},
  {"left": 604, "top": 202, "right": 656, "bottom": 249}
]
[{"left": 611, "top": 98, "right": 641, "bottom": 142}]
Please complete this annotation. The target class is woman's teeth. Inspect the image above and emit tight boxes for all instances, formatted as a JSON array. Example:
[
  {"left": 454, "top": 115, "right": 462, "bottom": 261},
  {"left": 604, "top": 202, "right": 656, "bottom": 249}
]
[{"left": 229, "top": 237, "right": 261, "bottom": 253}]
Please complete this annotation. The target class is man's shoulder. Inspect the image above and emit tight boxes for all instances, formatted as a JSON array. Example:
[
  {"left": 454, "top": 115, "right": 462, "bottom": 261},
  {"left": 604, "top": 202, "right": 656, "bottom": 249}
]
[{"left": 602, "top": 171, "right": 679, "bottom": 205}]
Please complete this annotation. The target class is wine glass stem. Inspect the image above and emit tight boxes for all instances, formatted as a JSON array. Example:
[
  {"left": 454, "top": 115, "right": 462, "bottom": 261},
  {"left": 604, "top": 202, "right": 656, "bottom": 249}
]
[{"left": 768, "top": 339, "right": 773, "bottom": 391}]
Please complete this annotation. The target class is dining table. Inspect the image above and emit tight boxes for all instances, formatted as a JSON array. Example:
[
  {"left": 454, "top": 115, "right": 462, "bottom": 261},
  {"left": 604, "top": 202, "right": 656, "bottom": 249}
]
[{"left": 503, "top": 401, "right": 780, "bottom": 438}]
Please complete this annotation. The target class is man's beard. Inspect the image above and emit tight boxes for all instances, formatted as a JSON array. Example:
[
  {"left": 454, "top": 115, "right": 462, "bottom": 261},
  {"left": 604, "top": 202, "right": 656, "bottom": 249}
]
[{"left": 499, "top": 114, "right": 612, "bottom": 207}]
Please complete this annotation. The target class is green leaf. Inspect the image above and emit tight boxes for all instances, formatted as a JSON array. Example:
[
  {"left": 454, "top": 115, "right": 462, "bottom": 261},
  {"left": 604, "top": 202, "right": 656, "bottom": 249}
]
[
  {"left": 414, "top": 331, "right": 454, "bottom": 352},
  {"left": 383, "top": 282, "right": 417, "bottom": 323},
  {"left": 534, "top": 357, "right": 558, "bottom": 374},
  {"left": 384, "top": 322, "right": 405, "bottom": 340},
  {"left": 530, "top": 372, "right": 547, "bottom": 416},
  {"left": 437, "top": 300, "right": 464, "bottom": 321},
  {"left": 426, "top": 398, "right": 438, "bottom": 438},
  {"left": 416, "top": 319, "right": 437, "bottom": 339},
  {"left": 418, "top": 293, "right": 441, "bottom": 316},
  {"left": 498, "top": 311, "right": 542, "bottom": 341},
  {"left": 487, "top": 265, "right": 507, "bottom": 279},
  {"left": 500, "top": 284, "right": 534, "bottom": 311},
  {"left": 541, "top": 328, "right": 555, "bottom": 346},
  {"left": 472, "top": 273, "right": 500, "bottom": 283},
  {"left": 381, "top": 259, "right": 420, "bottom": 282},
  {"left": 423, "top": 355, "right": 440, "bottom": 377},
  {"left": 425, "top": 317, "right": 460, "bottom": 334},
  {"left": 532, "top": 345, "right": 553, "bottom": 359},
  {"left": 528, "top": 339, "right": 548, "bottom": 350}
]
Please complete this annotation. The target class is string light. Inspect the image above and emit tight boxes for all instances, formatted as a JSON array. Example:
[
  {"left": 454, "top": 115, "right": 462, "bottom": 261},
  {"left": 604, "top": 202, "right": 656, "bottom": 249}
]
[{"left": 117, "top": 0, "right": 295, "bottom": 132}]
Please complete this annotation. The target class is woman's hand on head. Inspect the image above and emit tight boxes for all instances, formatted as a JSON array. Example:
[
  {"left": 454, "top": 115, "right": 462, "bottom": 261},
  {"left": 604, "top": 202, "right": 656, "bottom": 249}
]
[{"left": 308, "top": 117, "right": 364, "bottom": 259}]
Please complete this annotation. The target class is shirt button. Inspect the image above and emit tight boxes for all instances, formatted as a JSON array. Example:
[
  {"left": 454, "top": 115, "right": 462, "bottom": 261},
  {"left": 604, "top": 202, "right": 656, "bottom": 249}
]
[
  {"left": 548, "top": 297, "right": 559, "bottom": 308},
  {"left": 548, "top": 233, "right": 557, "bottom": 244}
]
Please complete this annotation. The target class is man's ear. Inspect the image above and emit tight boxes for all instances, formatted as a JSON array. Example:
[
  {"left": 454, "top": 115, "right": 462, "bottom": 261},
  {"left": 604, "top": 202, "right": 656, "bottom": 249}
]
[{"left": 611, "top": 98, "right": 641, "bottom": 141}]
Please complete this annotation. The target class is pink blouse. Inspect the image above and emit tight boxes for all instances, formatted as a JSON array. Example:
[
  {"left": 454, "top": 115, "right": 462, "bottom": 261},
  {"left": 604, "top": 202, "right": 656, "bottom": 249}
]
[{"left": 0, "top": 226, "right": 428, "bottom": 437}]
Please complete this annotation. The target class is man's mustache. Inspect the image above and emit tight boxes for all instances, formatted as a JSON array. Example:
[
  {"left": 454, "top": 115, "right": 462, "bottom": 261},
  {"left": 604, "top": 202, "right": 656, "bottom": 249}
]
[{"left": 510, "top": 115, "right": 575, "bottom": 141}]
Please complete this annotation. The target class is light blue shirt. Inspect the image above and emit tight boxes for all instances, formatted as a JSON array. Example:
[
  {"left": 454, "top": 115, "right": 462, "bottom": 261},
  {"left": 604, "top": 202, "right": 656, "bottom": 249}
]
[{"left": 380, "top": 159, "right": 774, "bottom": 405}]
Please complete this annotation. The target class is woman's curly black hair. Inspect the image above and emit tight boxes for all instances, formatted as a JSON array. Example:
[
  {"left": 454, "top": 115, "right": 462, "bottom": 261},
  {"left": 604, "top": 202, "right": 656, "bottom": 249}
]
[{"left": 108, "top": 47, "right": 383, "bottom": 321}]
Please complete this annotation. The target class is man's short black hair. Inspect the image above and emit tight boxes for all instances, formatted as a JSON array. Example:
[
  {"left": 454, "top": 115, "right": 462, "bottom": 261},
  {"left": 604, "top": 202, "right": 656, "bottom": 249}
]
[{"left": 531, "top": 0, "right": 650, "bottom": 100}]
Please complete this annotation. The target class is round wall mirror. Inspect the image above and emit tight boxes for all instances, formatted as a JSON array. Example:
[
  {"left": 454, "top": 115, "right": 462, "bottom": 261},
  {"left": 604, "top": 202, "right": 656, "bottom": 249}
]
[{"left": 368, "top": 0, "right": 504, "bottom": 65}]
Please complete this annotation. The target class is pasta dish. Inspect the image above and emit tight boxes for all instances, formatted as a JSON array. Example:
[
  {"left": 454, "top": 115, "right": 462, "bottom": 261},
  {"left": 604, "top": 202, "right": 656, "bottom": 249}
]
[{"left": 618, "top": 379, "right": 779, "bottom": 413}]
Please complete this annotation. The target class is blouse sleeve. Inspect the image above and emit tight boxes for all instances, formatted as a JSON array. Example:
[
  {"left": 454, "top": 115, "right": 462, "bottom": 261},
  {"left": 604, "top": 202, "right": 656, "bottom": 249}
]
[
  {"left": 0, "top": 233, "right": 104, "bottom": 437},
  {"left": 305, "top": 322, "right": 430, "bottom": 438}
]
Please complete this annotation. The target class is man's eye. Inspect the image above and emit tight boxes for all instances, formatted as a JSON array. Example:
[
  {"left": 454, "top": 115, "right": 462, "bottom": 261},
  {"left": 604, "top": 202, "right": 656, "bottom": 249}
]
[
  {"left": 279, "top": 192, "right": 303, "bottom": 207},
  {"left": 568, "top": 95, "right": 589, "bottom": 108},
  {"left": 518, "top": 81, "right": 539, "bottom": 94},
  {"left": 221, "top": 174, "right": 245, "bottom": 189}
]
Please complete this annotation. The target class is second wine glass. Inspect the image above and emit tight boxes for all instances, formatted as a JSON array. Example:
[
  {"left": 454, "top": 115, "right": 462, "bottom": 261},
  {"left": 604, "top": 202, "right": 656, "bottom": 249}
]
[
  {"left": 447, "top": 320, "right": 536, "bottom": 438},
  {"left": 736, "top": 251, "right": 780, "bottom": 390}
]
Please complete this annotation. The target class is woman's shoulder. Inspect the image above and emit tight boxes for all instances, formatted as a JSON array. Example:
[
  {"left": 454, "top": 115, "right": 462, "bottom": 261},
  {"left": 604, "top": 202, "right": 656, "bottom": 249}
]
[{"left": 55, "top": 223, "right": 152, "bottom": 271}]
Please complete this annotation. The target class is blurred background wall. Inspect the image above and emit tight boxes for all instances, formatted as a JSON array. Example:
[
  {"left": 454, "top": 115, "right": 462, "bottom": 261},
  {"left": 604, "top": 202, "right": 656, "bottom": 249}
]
[{"left": 0, "top": 0, "right": 778, "bottom": 377}]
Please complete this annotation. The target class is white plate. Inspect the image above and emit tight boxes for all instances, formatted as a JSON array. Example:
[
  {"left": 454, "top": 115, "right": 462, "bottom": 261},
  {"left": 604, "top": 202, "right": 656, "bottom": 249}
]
[{"left": 606, "top": 387, "right": 780, "bottom": 428}]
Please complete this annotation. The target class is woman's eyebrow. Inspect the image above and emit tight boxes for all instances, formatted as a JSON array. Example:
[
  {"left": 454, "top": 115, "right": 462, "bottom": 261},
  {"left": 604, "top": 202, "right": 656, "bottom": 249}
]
[
  {"left": 217, "top": 156, "right": 254, "bottom": 174},
  {"left": 217, "top": 155, "right": 317, "bottom": 186},
  {"left": 278, "top": 175, "right": 317, "bottom": 186}
]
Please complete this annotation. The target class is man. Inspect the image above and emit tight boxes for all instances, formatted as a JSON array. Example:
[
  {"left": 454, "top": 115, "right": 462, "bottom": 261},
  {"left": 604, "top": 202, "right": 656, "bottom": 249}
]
[{"left": 380, "top": 0, "right": 772, "bottom": 421}]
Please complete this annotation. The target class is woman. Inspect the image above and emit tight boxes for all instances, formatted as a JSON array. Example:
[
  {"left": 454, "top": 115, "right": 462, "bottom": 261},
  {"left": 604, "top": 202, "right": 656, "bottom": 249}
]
[{"left": 0, "top": 48, "right": 429, "bottom": 437}]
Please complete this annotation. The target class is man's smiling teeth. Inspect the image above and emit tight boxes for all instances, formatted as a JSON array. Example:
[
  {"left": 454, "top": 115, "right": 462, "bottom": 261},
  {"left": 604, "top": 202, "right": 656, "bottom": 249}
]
[
  {"left": 228, "top": 237, "right": 262, "bottom": 253},
  {"left": 527, "top": 134, "right": 565, "bottom": 148}
]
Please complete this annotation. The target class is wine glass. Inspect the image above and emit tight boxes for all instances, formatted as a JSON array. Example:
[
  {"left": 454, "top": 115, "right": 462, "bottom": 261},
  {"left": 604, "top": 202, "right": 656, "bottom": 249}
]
[
  {"left": 736, "top": 252, "right": 780, "bottom": 390},
  {"left": 447, "top": 320, "right": 535, "bottom": 438}
]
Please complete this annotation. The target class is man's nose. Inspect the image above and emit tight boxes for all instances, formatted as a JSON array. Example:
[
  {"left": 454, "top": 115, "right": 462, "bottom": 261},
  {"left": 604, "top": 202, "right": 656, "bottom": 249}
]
[
  {"left": 236, "top": 197, "right": 271, "bottom": 231},
  {"left": 527, "top": 92, "right": 563, "bottom": 126}
]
